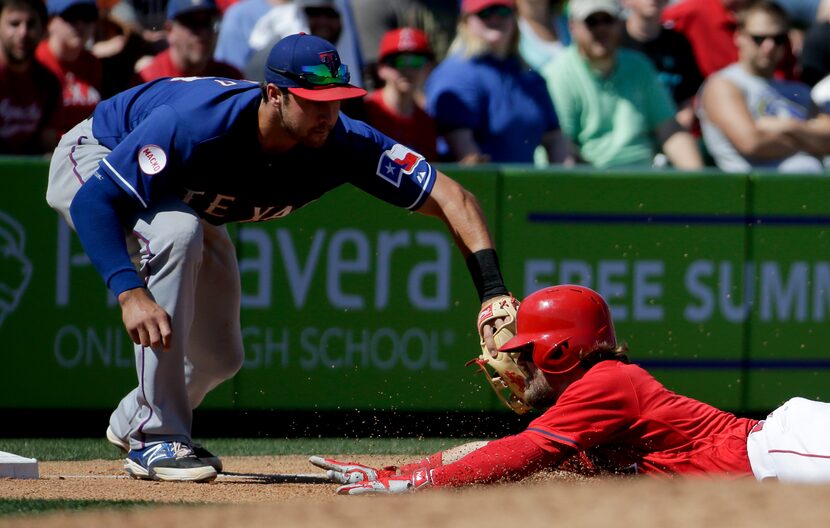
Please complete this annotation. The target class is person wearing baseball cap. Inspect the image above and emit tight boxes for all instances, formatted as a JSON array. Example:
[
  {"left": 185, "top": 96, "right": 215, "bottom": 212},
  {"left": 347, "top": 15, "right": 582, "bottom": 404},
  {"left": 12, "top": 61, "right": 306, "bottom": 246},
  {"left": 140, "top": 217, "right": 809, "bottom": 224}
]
[
  {"left": 36, "top": 0, "right": 102, "bottom": 135},
  {"left": 425, "top": 0, "right": 569, "bottom": 164},
  {"left": 264, "top": 32, "right": 365, "bottom": 102},
  {"left": 364, "top": 28, "right": 437, "bottom": 160},
  {"left": 536, "top": 0, "right": 703, "bottom": 169},
  {"left": 135, "top": 0, "right": 242, "bottom": 82}
]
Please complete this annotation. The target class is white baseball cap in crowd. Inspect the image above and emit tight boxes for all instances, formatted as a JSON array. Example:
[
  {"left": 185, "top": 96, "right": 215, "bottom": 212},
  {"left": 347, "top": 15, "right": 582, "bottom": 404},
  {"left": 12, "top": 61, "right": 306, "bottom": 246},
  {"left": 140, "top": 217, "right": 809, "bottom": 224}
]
[{"left": 568, "top": 0, "right": 621, "bottom": 21}]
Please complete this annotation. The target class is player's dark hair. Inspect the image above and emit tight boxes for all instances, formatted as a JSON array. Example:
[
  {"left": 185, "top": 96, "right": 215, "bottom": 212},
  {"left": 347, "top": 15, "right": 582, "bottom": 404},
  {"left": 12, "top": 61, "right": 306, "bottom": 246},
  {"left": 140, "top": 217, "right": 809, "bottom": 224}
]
[
  {"left": 737, "top": 1, "right": 789, "bottom": 30},
  {"left": 580, "top": 342, "right": 630, "bottom": 369},
  {"left": 0, "top": 0, "right": 47, "bottom": 26}
]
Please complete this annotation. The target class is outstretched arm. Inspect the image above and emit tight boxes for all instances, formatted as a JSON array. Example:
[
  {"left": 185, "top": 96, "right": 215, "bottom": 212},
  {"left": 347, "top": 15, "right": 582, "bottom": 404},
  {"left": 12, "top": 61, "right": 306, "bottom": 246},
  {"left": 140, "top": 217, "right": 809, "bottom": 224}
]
[
  {"left": 333, "top": 434, "right": 567, "bottom": 494},
  {"left": 416, "top": 171, "right": 513, "bottom": 355}
]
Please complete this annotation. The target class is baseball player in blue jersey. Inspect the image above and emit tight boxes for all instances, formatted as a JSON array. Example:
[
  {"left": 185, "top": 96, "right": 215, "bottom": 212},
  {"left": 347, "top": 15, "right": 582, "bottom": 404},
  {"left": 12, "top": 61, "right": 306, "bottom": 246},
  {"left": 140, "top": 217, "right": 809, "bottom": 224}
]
[{"left": 45, "top": 33, "right": 513, "bottom": 482}]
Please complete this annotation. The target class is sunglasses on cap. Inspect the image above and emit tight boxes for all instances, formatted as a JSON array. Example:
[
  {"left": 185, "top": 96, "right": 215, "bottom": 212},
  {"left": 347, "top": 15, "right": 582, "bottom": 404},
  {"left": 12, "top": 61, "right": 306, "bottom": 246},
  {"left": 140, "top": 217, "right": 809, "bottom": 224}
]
[
  {"left": 476, "top": 5, "right": 514, "bottom": 19},
  {"left": 747, "top": 33, "right": 788, "bottom": 46},
  {"left": 385, "top": 53, "right": 430, "bottom": 70},
  {"left": 268, "top": 62, "right": 351, "bottom": 88},
  {"left": 584, "top": 12, "right": 617, "bottom": 29}
]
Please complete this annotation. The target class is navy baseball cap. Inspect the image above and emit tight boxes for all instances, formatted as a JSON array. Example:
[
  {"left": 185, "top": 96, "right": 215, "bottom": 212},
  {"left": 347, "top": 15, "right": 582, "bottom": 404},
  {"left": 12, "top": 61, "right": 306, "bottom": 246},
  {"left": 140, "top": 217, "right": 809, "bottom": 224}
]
[
  {"left": 167, "top": 0, "right": 218, "bottom": 20},
  {"left": 264, "top": 33, "right": 367, "bottom": 102},
  {"left": 47, "top": 0, "right": 97, "bottom": 17}
]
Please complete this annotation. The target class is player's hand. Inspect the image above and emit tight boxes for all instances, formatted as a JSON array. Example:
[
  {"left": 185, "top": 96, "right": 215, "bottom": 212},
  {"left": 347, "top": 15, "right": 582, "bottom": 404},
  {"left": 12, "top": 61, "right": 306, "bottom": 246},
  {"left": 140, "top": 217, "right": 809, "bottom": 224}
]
[
  {"left": 336, "top": 470, "right": 432, "bottom": 495},
  {"left": 118, "top": 287, "right": 172, "bottom": 350},
  {"left": 309, "top": 456, "right": 397, "bottom": 484}
]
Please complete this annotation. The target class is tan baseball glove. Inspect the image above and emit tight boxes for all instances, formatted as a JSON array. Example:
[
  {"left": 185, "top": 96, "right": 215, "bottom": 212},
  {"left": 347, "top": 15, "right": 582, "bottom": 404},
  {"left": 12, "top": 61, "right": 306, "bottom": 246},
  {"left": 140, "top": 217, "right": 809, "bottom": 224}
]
[{"left": 468, "top": 295, "right": 531, "bottom": 415}]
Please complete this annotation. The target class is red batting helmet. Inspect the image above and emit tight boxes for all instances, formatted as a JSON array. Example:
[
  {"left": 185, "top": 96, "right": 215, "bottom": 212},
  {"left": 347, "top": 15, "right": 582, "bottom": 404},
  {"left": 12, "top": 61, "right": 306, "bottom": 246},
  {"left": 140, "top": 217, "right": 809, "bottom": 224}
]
[{"left": 500, "top": 285, "right": 617, "bottom": 374}]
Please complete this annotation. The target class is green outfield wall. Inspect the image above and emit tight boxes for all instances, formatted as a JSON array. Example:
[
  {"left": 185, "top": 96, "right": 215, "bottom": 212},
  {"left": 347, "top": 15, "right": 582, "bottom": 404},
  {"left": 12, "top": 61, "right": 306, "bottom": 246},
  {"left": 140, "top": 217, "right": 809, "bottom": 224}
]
[{"left": 3, "top": 159, "right": 829, "bottom": 414}]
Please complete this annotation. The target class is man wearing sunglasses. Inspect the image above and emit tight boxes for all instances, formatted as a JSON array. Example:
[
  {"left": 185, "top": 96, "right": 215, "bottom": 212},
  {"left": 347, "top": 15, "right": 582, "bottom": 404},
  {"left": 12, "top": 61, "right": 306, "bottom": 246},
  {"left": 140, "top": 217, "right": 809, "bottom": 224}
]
[
  {"left": 540, "top": 0, "right": 702, "bottom": 169},
  {"left": 46, "top": 33, "right": 513, "bottom": 482},
  {"left": 35, "top": 0, "right": 102, "bottom": 136},
  {"left": 699, "top": 1, "right": 830, "bottom": 173}
]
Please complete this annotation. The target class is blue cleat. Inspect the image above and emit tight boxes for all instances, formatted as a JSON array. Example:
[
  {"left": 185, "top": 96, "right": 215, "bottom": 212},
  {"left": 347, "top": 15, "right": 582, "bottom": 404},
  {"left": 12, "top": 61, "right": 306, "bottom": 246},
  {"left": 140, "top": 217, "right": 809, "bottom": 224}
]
[{"left": 124, "top": 442, "right": 217, "bottom": 482}]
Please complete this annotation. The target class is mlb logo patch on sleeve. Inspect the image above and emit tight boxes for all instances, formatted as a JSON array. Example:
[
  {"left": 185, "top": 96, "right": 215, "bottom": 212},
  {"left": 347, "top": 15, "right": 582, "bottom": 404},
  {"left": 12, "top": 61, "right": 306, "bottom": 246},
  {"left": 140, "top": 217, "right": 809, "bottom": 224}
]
[{"left": 376, "top": 144, "right": 427, "bottom": 188}]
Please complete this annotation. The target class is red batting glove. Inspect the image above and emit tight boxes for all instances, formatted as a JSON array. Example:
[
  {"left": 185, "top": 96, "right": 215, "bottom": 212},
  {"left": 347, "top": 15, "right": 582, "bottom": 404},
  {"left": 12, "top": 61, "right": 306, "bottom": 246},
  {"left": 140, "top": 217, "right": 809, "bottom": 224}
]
[
  {"left": 309, "top": 456, "right": 397, "bottom": 484},
  {"left": 336, "top": 468, "right": 432, "bottom": 495}
]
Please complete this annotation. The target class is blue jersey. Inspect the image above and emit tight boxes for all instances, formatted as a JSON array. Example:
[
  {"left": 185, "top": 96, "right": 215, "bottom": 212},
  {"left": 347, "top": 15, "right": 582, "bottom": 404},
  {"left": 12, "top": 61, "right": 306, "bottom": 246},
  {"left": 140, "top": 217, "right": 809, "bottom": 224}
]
[{"left": 91, "top": 76, "right": 436, "bottom": 225}]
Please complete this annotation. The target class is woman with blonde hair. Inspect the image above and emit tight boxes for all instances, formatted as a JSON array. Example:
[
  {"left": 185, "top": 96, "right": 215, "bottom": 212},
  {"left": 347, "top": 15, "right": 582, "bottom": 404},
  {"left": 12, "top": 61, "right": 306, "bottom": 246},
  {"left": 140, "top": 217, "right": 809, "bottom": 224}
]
[{"left": 425, "top": 0, "right": 567, "bottom": 164}]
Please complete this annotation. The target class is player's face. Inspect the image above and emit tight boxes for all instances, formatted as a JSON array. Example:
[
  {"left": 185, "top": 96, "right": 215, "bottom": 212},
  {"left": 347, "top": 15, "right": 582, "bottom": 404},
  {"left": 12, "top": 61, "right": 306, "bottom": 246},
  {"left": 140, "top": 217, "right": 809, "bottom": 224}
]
[
  {"left": 278, "top": 91, "right": 341, "bottom": 148},
  {"left": 516, "top": 350, "right": 559, "bottom": 409},
  {"left": 168, "top": 12, "right": 219, "bottom": 71},
  {"left": 571, "top": 12, "right": 621, "bottom": 62},
  {"left": 0, "top": 7, "right": 42, "bottom": 64},
  {"left": 737, "top": 11, "right": 788, "bottom": 78}
]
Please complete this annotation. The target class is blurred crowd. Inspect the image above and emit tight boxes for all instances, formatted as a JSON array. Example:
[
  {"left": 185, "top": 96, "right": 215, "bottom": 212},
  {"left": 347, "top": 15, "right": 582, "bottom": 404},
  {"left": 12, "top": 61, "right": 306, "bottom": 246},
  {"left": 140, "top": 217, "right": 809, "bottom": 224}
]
[{"left": 2, "top": 0, "right": 830, "bottom": 171}]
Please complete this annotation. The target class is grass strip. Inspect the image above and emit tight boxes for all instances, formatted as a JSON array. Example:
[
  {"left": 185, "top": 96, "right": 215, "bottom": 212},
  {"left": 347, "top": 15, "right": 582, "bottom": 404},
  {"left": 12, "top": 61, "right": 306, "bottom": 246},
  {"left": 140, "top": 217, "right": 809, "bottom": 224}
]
[{"left": 0, "top": 498, "right": 164, "bottom": 518}]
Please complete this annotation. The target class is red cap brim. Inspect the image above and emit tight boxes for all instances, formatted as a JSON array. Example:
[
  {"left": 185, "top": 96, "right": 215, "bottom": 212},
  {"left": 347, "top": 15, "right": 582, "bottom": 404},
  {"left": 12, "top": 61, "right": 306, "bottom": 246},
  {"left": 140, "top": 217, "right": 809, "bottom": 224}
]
[{"left": 288, "top": 85, "right": 367, "bottom": 101}]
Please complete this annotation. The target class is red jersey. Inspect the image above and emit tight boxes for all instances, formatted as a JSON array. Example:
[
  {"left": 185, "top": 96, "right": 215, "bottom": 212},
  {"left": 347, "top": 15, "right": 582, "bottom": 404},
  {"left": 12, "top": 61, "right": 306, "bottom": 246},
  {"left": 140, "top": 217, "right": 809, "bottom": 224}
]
[
  {"left": 524, "top": 361, "right": 758, "bottom": 477},
  {"left": 0, "top": 60, "right": 62, "bottom": 154},
  {"left": 136, "top": 49, "right": 243, "bottom": 83},
  {"left": 35, "top": 41, "right": 102, "bottom": 136},
  {"left": 363, "top": 90, "right": 438, "bottom": 161}
]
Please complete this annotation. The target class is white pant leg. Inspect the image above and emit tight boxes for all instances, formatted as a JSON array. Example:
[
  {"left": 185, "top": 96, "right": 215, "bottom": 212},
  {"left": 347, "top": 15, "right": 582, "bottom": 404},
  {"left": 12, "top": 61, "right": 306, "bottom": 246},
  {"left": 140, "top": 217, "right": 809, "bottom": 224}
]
[
  {"left": 114, "top": 203, "right": 206, "bottom": 448},
  {"left": 184, "top": 221, "right": 244, "bottom": 409},
  {"left": 747, "top": 397, "right": 830, "bottom": 483}
]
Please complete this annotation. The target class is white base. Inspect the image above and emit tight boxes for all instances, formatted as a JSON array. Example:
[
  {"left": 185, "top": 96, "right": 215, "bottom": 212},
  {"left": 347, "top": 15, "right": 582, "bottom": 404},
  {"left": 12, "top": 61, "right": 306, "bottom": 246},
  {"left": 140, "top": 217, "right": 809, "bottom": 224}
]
[{"left": 0, "top": 451, "right": 39, "bottom": 479}]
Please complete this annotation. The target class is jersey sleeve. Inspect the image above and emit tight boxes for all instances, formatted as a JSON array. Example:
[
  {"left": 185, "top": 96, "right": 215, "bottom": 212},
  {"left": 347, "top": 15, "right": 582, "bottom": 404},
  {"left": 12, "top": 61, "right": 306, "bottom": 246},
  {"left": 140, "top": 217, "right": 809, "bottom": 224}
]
[
  {"left": 94, "top": 106, "right": 183, "bottom": 208},
  {"left": 524, "top": 366, "right": 640, "bottom": 453},
  {"left": 429, "top": 434, "right": 566, "bottom": 487},
  {"left": 337, "top": 116, "right": 437, "bottom": 211}
]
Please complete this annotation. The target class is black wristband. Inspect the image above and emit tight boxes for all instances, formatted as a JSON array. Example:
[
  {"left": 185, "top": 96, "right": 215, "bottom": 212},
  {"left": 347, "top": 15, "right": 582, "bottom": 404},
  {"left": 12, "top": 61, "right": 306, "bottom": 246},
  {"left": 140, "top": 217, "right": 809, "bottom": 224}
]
[{"left": 466, "top": 249, "right": 509, "bottom": 303}]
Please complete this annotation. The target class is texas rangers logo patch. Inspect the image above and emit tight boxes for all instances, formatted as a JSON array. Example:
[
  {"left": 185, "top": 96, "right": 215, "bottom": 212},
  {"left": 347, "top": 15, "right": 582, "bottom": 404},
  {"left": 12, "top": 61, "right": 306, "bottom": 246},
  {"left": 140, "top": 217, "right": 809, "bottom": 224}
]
[
  {"left": 376, "top": 144, "right": 427, "bottom": 188},
  {"left": 138, "top": 145, "right": 167, "bottom": 175}
]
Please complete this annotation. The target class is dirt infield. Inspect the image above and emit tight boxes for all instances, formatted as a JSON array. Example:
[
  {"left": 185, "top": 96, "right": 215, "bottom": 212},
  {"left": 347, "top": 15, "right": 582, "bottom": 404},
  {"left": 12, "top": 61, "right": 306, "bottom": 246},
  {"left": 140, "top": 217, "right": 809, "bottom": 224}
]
[{"left": 3, "top": 456, "right": 830, "bottom": 527}]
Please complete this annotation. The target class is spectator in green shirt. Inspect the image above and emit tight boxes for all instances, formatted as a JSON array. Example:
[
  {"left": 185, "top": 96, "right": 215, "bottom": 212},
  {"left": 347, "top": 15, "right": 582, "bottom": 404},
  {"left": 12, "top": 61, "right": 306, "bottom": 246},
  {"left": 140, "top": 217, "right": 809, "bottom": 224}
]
[{"left": 540, "top": 0, "right": 702, "bottom": 169}]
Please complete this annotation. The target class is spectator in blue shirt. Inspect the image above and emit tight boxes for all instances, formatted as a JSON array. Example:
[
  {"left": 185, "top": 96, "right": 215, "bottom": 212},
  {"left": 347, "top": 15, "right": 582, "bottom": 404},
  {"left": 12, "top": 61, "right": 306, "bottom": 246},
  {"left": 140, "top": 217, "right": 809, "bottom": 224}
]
[{"left": 425, "top": 0, "right": 567, "bottom": 164}]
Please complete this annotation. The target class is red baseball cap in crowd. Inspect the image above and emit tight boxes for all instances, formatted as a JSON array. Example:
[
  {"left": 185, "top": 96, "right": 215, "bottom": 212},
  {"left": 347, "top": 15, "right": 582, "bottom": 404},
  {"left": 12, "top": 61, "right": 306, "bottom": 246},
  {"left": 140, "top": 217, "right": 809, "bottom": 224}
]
[
  {"left": 264, "top": 33, "right": 367, "bottom": 102},
  {"left": 461, "top": 0, "right": 515, "bottom": 14},
  {"left": 377, "top": 28, "right": 433, "bottom": 63}
]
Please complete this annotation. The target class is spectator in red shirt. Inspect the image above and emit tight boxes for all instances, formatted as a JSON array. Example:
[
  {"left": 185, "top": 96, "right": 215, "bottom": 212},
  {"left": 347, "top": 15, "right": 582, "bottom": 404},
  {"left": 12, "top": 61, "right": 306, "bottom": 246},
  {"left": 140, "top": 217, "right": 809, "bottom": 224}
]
[
  {"left": 364, "top": 28, "right": 438, "bottom": 160},
  {"left": 662, "top": 0, "right": 795, "bottom": 79},
  {"left": 136, "top": 0, "right": 242, "bottom": 83},
  {"left": 36, "top": 0, "right": 102, "bottom": 136},
  {"left": 0, "top": 0, "right": 62, "bottom": 154},
  {"left": 661, "top": 0, "right": 749, "bottom": 78}
]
